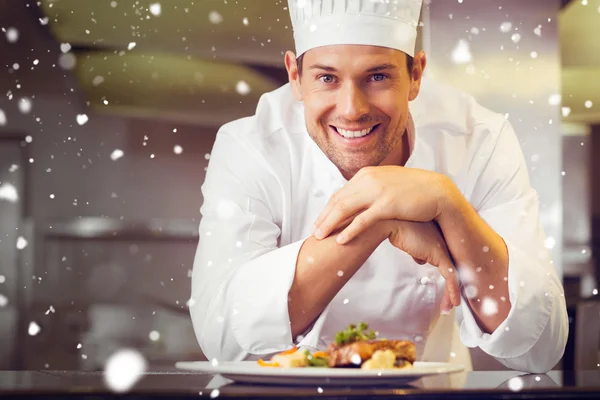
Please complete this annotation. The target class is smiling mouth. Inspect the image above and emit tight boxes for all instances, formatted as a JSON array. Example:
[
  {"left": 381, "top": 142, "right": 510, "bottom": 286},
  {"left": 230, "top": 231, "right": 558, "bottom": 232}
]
[{"left": 331, "top": 124, "right": 381, "bottom": 139}]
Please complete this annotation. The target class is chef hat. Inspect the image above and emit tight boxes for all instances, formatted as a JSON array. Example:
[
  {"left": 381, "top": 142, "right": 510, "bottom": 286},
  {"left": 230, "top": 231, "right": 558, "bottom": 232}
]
[{"left": 288, "top": 0, "right": 423, "bottom": 57}]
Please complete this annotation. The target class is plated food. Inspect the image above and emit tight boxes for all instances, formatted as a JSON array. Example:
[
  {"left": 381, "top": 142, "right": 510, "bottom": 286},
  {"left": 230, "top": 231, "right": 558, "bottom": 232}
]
[{"left": 258, "top": 322, "right": 416, "bottom": 370}]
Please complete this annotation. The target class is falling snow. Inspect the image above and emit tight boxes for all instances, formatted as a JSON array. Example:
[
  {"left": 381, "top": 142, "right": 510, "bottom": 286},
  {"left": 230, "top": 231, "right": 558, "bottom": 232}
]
[
  {"left": 0, "top": 294, "right": 8, "bottom": 307},
  {"left": 209, "top": 11, "right": 223, "bottom": 24},
  {"left": 104, "top": 349, "right": 147, "bottom": 393},
  {"left": 16, "top": 236, "right": 28, "bottom": 250},
  {"left": 111, "top": 149, "right": 124, "bottom": 161},
  {"left": 149, "top": 330, "right": 160, "bottom": 341},
  {"left": 236, "top": 80, "right": 251, "bottom": 95},
  {"left": 499, "top": 22, "right": 512, "bottom": 33},
  {"left": 45, "top": 305, "right": 55, "bottom": 315},
  {"left": 59, "top": 53, "right": 77, "bottom": 70},
  {"left": 210, "top": 389, "right": 220, "bottom": 398},
  {"left": 149, "top": 3, "right": 161, "bottom": 16},
  {"left": 128, "top": 42, "right": 137, "bottom": 50},
  {"left": 464, "top": 285, "right": 478, "bottom": 299},
  {"left": 28, "top": 321, "right": 41, "bottom": 336},
  {"left": 451, "top": 40, "right": 472, "bottom": 64},
  {"left": 92, "top": 76, "right": 105, "bottom": 86},
  {"left": 0, "top": 109, "right": 6, "bottom": 126},
  {"left": 60, "top": 43, "right": 72, "bottom": 53},
  {"left": 18, "top": 98, "right": 32, "bottom": 114},
  {"left": 76, "top": 114, "right": 89, "bottom": 125},
  {"left": 0, "top": 275, "right": 5, "bottom": 283},
  {"left": 585, "top": 100, "right": 593, "bottom": 108},
  {"left": 508, "top": 376, "right": 524, "bottom": 391},
  {"left": 0, "top": 183, "right": 19, "bottom": 203},
  {"left": 173, "top": 145, "right": 183, "bottom": 154},
  {"left": 548, "top": 94, "right": 561, "bottom": 106},
  {"left": 243, "top": 17, "right": 249, "bottom": 26},
  {"left": 5, "top": 27, "right": 19, "bottom": 43}
]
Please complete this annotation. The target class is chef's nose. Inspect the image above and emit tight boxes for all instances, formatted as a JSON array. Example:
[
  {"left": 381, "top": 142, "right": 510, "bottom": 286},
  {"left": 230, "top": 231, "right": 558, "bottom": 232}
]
[{"left": 338, "top": 82, "right": 369, "bottom": 121}]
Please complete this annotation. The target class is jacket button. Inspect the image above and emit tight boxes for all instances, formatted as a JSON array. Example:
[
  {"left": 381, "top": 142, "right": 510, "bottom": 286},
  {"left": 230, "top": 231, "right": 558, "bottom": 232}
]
[
  {"left": 419, "top": 277, "right": 431, "bottom": 285},
  {"left": 312, "top": 188, "right": 324, "bottom": 197}
]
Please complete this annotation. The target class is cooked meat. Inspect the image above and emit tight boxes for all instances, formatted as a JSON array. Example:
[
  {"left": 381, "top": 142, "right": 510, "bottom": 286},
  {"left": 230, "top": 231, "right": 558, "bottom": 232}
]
[{"left": 326, "top": 339, "right": 416, "bottom": 368}]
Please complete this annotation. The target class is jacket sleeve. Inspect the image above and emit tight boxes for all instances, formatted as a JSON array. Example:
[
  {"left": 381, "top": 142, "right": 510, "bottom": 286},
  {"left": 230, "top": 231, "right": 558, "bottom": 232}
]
[
  {"left": 189, "top": 128, "right": 326, "bottom": 362},
  {"left": 457, "top": 119, "right": 569, "bottom": 373}
]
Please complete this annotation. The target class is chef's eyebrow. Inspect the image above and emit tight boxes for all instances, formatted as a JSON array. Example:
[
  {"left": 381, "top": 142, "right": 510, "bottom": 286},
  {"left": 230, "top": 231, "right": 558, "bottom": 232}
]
[{"left": 306, "top": 63, "right": 398, "bottom": 73}]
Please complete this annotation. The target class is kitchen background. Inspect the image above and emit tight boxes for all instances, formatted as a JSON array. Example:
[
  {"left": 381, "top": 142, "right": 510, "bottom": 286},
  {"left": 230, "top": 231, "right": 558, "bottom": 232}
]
[{"left": 0, "top": 0, "right": 598, "bottom": 371}]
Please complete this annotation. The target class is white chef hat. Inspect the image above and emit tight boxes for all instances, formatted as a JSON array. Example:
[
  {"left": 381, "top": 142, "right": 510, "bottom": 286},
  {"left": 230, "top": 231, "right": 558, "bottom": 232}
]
[{"left": 288, "top": 0, "right": 423, "bottom": 58}]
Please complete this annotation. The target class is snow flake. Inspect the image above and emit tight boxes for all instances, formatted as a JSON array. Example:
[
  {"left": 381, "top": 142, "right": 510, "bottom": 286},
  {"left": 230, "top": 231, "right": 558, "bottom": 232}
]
[
  {"left": 28, "top": 321, "right": 41, "bottom": 336},
  {"left": 110, "top": 149, "right": 124, "bottom": 161},
  {"left": 236, "top": 80, "right": 251, "bottom": 95},
  {"left": 481, "top": 297, "right": 498, "bottom": 316},
  {"left": 0, "top": 183, "right": 18, "bottom": 203},
  {"left": 149, "top": 330, "right": 160, "bottom": 341},
  {"left": 451, "top": 40, "right": 472, "bottom": 64},
  {"left": 104, "top": 349, "right": 147, "bottom": 393},
  {"left": 16, "top": 236, "right": 28, "bottom": 250},
  {"left": 18, "top": 97, "right": 32, "bottom": 114},
  {"left": 76, "top": 114, "right": 89, "bottom": 125},
  {"left": 508, "top": 376, "right": 524, "bottom": 391},
  {"left": 92, "top": 76, "right": 105, "bottom": 86},
  {"left": 149, "top": 3, "right": 161, "bottom": 16},
  {"left": 499, "top": 22, "right": 512, "bottom": 33},
  {"left": 5, "top": 27, "right": 19, "bottom": 43},
  {"left": 209, "top": 11, "right": 223, "bottom": 24},
  {"left": 60, "top": 43, "right": 72, "bottom": 53}
]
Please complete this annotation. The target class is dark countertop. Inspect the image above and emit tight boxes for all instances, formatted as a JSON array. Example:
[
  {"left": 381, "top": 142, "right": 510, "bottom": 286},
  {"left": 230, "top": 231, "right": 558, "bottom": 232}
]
[{"left": 1, "top": 369, "right": 600, "bottom": 399}]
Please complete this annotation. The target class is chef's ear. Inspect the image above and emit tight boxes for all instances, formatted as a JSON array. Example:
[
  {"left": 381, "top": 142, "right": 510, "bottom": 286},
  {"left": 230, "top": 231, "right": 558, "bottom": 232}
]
[
  {"left": 284, "top": 51, "right": 304, "bottom": 101},
  {"left": 408, "top": 50, "right": 427, "bottom": 101}
]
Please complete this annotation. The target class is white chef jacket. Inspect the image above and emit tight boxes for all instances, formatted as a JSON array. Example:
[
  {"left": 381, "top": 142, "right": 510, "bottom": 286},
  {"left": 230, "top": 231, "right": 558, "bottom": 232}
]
[{"left": 189, "top": 78, "right": 569, "bottom": 374}]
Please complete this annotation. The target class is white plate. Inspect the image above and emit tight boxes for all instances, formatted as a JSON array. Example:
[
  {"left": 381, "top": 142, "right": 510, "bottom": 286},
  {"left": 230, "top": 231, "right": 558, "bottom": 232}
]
[{"left": 175, "top": 361, "right": 465, "bottom": 386}]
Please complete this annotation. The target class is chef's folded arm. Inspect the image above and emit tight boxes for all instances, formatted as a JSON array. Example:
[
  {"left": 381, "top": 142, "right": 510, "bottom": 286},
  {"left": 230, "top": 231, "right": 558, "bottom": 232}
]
[
  {"left": 450, "top": 120, "right": 569, "bottom": 373},
  {"left": 189, "top": 128, "right": 330, "bottom": 362}
]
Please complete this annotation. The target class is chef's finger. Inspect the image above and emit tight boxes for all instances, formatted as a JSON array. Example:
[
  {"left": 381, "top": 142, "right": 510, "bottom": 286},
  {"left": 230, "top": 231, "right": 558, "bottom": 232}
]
[
  {"left": 436, "top": 256, "right": 461, "bottom": 308},
  {"left": 440, "top": 285, "right": 453, "bottom": 314},
  {"left": 336, "top": 207, "right": 382, "bottom": 244},
  {"left": 314, "top": 194, "right": 370, "bottom": 240}
]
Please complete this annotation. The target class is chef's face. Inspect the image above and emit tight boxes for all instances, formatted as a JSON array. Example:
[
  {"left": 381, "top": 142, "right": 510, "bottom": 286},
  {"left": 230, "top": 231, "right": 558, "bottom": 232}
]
[{"left": 285, "top": 45, "right": 426, "bottom": 179}]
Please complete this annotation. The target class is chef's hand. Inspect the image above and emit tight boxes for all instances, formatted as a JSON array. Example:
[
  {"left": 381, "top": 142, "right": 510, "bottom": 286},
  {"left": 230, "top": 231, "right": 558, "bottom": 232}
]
[
  {"left": 312, "top": 166, "right": 452, "bottom": 244},
  {"left": 382, "top": 219, "right": 461, "bottom": 312}
]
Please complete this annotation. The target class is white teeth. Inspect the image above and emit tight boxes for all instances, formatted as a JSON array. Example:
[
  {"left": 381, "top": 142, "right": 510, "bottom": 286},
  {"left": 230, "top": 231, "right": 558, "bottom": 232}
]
[{"left": 336, "top": 126, "right": 374, "bottom": 138}]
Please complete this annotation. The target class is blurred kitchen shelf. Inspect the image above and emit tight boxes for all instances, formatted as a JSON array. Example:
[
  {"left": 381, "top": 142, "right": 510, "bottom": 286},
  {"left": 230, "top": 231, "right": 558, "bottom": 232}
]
[{"left": 41, "top": 217, "right": 199, "bottom": 242}]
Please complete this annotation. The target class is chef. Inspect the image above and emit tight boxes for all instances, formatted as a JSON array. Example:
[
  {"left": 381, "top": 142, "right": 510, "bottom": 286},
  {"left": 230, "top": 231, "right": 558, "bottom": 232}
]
[{"left": 189, "top": 0, "right": 568, "bottom": 373}]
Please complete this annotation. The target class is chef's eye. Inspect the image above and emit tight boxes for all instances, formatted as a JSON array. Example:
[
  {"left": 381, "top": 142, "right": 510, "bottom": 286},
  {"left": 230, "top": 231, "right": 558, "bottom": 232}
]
[
  {"left": 319, "top": 74, "right": 336, "bottom": 84},
  {"left": 370, "top": 74, "right": 388, "bottom": 82}
]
